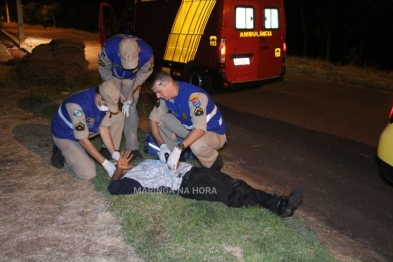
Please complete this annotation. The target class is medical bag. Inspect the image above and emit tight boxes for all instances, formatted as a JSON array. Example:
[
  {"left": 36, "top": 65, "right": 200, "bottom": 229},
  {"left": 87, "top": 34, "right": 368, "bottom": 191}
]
[{"left": 143, "top": 133, "right": 195, "bottom": 160}]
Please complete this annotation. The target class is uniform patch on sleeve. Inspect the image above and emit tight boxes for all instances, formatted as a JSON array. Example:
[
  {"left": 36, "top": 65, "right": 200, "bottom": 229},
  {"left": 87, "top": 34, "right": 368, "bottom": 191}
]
[
  {"left": 73, "top": 109, "right": 83, "bottom": 117},
  {"left": 75, "top": 122, "right": 85, "bottom": 131},
  {"left": 155, "top": 99, "right": 160, "bottom": 108},
  {"left": 194, "top": 107, "right": 204, "bottom": 116},
  {"left": 190, "top": 95, "right": 201, "bottom": 107},
  {"left": 98, "top": 60, "right": 105, "bottom": 67}
]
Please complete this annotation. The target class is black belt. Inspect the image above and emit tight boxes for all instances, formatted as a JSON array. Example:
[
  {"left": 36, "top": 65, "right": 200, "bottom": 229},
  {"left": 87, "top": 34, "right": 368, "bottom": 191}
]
[{"left": 183, "top": 168, "right": 195, "bottom": 180}]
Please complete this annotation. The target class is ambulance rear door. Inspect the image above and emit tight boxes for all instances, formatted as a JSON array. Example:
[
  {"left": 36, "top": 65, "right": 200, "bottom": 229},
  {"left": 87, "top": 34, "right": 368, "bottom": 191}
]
[
  {"left": 223, "top": 0, "right": 285, "bottom": 84},
  {"left": 223, "top": 0, "right": 259, "bottom": 84},
  {"left": 257, "top": 0, "right": 286, "bottom": 79},
  {"left": 99, "top": 2, "right": 118, "bottom": 47}
]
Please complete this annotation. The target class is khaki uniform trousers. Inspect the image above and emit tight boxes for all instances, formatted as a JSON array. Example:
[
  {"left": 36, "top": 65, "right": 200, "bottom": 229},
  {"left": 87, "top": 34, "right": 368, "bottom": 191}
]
[
  {"left": 158, "top": 113, "right": 226, "bottom": 168},
  {"left": 53, "top": 112, "right": 124, "bottom": 180},
  {"left": 113, "top": 78, "right": 140, "bottom": 151}
]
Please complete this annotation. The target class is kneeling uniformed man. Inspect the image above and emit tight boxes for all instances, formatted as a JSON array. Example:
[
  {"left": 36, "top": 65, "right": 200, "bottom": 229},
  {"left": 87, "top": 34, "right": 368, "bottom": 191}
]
[
  {"left": 149, "top": 71, "right": 227, "bottom": 171},
  {"left": 51, "top": 81, "right": 124, "bottom": 180}
]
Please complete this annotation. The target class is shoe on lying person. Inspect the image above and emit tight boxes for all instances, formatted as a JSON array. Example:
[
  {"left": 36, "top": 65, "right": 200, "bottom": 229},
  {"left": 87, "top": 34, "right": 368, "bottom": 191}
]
[
  {"left": 131, "top": 150, "right": 143, "bottom": 160},
  {"left": 51, "top": 143, "right": 64, "bottom": 168},
  {"left": 278, "top": 188, "right": 303, "bottom": 218}
]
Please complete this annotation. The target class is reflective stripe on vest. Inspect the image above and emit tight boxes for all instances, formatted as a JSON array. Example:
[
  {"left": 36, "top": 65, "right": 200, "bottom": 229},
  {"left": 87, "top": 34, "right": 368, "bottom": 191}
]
[
  {"left": 58, "top": 105, "right": 73, "bottom": 129},
  {"left": 206, "top": 105, "right": 217, "bottom": 123},
  {"left": 182, "top": 105, "right": 217, "bottom": 130}
]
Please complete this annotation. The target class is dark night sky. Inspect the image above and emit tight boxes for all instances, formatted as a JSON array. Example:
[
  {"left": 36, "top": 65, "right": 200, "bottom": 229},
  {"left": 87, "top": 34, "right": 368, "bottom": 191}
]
[{"left": 3, "top": 0, "right": 393, "bottom": 70}]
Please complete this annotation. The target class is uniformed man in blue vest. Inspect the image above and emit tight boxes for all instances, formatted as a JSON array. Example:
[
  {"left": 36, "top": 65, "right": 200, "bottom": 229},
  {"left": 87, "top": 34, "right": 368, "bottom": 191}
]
[
  {"left": 98, "top": 34, "right": 154, "bottom": 160},
  {"left": 149, "top": 71, "right": 227, "bottom": 170},
  {"left": 50, "top": 81, "right": 124, "bottom": 180}
]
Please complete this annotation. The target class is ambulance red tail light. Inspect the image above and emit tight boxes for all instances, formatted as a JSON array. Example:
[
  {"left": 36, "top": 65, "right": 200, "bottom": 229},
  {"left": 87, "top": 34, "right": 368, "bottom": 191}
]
[
  {"left": 389, "top": 106, "right": 393, "bottom": 123},
  {"left": 219, "top": 38, "right": 226, "bottom": 65},
  {"left": 283, "top": 42, "right": 287, "bottom": 52}
]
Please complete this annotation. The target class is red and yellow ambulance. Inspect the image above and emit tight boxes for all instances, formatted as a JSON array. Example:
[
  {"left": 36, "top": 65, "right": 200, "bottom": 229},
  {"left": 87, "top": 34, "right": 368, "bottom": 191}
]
[{"left": 99, "top": 0, "right": 287, "bottom": 89}]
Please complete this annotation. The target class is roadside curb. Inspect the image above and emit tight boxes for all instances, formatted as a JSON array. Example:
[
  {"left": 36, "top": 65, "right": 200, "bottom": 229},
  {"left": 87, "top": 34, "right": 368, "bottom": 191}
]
[
  {"left": 0, "top": 25, "right": 34, "bottom": 53},
  {"left": 0, "top": 28, "right": 19, "bottom": 47}
]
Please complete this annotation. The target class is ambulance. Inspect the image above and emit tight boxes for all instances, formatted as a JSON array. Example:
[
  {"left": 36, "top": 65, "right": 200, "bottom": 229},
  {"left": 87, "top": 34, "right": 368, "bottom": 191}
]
[{"left": 99, "top": 0, "right": 287, "bottom": 89}]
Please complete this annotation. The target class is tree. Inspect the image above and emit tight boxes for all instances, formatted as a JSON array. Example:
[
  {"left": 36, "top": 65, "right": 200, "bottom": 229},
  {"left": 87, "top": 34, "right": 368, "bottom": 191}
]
[
  {"left": 23, "top": 2, "right": 41, "bottom": 25},
  {"left": 39, "top": 2, "right": 61, "bottom": 27}
]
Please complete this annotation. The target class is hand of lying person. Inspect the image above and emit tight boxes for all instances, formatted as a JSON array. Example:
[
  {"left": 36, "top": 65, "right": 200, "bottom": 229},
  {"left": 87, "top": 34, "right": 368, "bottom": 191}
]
[{"left": 118, "top": 151, "right": 134, "bottom": 172}]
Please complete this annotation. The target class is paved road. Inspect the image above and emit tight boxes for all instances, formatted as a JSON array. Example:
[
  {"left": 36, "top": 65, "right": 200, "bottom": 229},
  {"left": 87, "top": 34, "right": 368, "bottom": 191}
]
[{"left": 211, "top": 75, "right": 393, "bottom": 260}]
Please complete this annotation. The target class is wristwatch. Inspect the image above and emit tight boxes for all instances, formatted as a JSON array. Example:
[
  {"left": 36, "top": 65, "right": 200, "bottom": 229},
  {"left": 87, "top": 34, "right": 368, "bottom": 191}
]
[{"left": 177, "top": 142, "right": 185, "bottom": 151}]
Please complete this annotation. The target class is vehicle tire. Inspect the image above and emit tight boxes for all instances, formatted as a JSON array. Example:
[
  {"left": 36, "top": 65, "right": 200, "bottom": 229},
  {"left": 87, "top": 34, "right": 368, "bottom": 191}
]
[{"left": 187, "top": 67, "right": 204, "bottom": 88}]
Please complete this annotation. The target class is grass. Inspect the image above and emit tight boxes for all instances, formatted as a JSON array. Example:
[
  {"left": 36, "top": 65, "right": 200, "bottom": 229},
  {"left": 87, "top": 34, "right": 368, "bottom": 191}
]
[
  {"left": 93, "top": 171, "right": 335, "bottom": 261},
  {"left": 286, "top": 56, "right": 393, "bottom": 92},
  {"left": 102, "top": 193, "right": 334, "bottom": 261}
]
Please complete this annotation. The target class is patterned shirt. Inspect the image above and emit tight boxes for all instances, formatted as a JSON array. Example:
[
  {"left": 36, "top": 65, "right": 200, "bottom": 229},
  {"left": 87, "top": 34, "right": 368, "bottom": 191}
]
[{"left": 122, "top": 159, "right": 193, "bottom": 190}]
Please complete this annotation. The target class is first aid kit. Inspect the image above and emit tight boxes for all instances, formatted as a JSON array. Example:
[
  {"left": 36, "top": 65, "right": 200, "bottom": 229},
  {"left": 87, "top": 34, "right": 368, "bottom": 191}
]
[{"left": 143, "top": 133, "right": 195, "bottom": 160}]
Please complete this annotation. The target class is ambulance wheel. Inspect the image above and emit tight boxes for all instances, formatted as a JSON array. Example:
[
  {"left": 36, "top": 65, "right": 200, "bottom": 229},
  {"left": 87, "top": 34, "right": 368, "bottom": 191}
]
[{"left": 187, "top": 67, "right": 204, "bottom": 88}]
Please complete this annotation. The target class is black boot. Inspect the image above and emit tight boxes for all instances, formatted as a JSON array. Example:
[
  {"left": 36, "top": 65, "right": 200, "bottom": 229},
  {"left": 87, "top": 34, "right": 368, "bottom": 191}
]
[
  {"left": 131, "top": 150, "right": 143, "bottom": 160},
  {"left": 209, "top": 154, "right": 223, "bottom": 171},
  {"left": 278, "top": 188, "right": 303, "bottom": 218},
  {"left": 51, "top": 143, "right": 64, "bottom": 168},
  {"left": 99, "top": 147, "right": 112, "bottom": 160}
]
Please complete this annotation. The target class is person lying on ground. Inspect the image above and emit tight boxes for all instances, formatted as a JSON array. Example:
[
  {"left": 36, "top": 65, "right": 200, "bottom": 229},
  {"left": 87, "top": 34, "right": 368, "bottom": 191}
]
[{"left": 108, "top": 151, "right": 303, "bottom": 218}]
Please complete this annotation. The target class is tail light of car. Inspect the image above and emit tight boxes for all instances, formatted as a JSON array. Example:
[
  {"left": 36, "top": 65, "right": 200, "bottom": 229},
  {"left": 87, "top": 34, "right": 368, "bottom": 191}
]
[
  {"left": 389, "top": 107, "right": 393, "bottom": 123},
  {"left": 218, "top": 38, "right": 226, "bottom": 66}
]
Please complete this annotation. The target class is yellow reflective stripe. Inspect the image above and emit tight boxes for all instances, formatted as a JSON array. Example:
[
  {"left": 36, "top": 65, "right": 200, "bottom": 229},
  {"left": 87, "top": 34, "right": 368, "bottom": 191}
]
[{"left": 164, "top": 0, "right": 216, "bottom": 63}]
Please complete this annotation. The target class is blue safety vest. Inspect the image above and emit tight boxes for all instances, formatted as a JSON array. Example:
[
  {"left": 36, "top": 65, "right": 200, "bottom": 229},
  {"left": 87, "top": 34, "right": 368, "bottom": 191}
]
[
  {"left": 103, "top": 34, "right": 153, "bottom": 79},
  {"left": 165, "top": 82, "right": 226, "bottom": 135},
  {"left": 51, "top": 88, "right": 106, "bottom": 141}
]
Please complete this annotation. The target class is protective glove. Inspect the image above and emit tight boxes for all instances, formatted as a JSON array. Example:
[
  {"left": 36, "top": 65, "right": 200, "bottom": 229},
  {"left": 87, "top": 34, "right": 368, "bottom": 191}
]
[
  {"left": 158, "top": 144, "right": 171, "bottom": 163},
  {"left": 122, "top": 101, "right": 131, "bottom": 117},
  {"left": 102, "top": 159, "right": 116, "bottom": 177},
  {"left": 111, "top": 151, "right": 120, "bottom": 161},
  {"left": 167, "top": 147, "right": 181, "bottom": 170}
]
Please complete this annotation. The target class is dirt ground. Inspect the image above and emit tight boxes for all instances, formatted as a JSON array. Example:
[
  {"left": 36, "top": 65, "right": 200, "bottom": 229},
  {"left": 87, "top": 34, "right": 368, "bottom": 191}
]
[
  {"left": 0, "top": 110, "right": 141, "bottom": 261},
  {"left": 0, "top": 24, "right": 387, "bottom": 261},
  {"left": 0, "top": 26, "right": 142, "bottom": 261}
]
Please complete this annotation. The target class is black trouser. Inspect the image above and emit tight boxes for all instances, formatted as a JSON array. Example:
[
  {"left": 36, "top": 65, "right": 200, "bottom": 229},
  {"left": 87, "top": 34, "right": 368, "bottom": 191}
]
[{"left": 179, "top": 167, "right": 281, "bottom": 213}]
